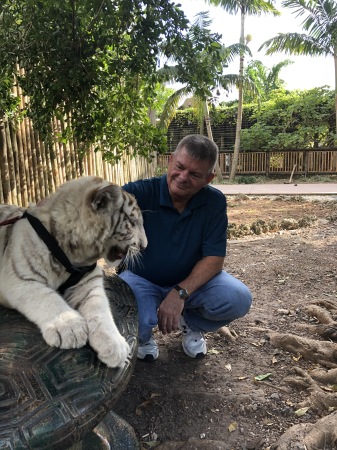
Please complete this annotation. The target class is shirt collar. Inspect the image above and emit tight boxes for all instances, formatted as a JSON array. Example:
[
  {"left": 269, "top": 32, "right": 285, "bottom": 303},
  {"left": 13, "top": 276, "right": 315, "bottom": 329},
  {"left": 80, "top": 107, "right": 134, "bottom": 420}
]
[{"left": 159, "top": 175, "right": 207, "bottom": 211}]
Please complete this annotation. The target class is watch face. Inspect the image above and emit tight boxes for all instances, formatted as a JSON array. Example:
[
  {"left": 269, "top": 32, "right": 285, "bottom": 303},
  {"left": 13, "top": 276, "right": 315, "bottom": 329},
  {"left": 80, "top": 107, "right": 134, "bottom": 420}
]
[
  {"left": 174, "top": 285, "right": 188, "bottom": 299},
  {"left": 179, "top": 289, "right": 188, "bottom": 299}
]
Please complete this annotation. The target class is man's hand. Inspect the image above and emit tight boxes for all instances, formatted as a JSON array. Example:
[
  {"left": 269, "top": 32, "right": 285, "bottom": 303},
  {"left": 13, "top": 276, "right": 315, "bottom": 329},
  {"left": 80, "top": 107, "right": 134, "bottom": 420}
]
[{"left": 157, "top": 291, "right": 184, "bottom": 334}]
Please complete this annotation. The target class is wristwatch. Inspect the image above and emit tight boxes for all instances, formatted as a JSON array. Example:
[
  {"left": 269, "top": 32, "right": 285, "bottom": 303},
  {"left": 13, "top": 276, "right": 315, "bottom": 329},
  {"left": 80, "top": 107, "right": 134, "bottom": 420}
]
[{"left": 174, "top": 284, "right": 189, "bottom": 300}]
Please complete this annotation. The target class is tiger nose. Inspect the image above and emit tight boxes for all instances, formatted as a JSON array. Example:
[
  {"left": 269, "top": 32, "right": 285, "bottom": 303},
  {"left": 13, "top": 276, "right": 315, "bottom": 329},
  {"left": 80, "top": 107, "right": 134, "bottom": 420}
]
[{"left": 140, "top": 235, "right": 148, "bottom": 251}]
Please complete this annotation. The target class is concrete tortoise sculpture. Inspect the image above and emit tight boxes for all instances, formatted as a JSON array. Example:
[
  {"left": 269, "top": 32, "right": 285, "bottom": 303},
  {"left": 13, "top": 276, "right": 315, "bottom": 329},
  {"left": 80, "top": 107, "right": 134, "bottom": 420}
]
[{"left": 0, "top": 275, "right": 139, "bottom": 449}]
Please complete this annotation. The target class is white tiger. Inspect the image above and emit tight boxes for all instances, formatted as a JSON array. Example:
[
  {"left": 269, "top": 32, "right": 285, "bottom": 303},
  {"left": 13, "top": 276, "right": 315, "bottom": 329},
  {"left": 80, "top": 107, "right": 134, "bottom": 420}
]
[{"left": 0, "top": 176, "right": 147, "bottom": 368}]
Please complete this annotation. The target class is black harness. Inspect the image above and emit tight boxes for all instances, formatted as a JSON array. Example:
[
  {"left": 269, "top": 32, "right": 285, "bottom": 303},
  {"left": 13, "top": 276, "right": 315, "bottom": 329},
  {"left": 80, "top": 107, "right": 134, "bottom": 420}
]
[{"left": 1, "top": 212, "right": 97, "bottom": 295}]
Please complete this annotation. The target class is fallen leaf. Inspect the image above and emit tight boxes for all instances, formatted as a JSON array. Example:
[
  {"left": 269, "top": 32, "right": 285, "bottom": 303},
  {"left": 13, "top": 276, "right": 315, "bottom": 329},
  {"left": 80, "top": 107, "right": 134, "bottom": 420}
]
[
  {"left": 210, "top": 408, "right": 219, "bottom": 413},
  {"left": 135, "top": 400, "right": 151, "bottom": 416},
  {"left": 150, "top": 393, "right": 161, "bottom": 399},
  {"left": 208, "top": 348, "right": 220, "bottom": 354},
  {"left": 254, "top": 373, "right": 272, "bottom": 381},
  {"left": 135, "top": 394, "right": 161, "bottom": 415},
  {"left": 320, "top": 385, "right": 334, "bottom": 392},
  {"left": 295, "top": 407, "right": 310, "bottom": 417},
  {"left": 228, "top": 421, "right": 238, "bottom": 433},
  {"left": 262, "top": 418, "right": 274, "bottom": 426},
  {"left": 143, "top": 442, "right": 161, "bottom": 448}
]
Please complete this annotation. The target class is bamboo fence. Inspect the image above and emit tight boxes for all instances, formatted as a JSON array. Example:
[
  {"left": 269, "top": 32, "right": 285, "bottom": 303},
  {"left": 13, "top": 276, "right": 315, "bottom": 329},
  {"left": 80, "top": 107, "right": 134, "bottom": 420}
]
[{"left": 0, "top": 80, "right": 156, "bottom": 206}]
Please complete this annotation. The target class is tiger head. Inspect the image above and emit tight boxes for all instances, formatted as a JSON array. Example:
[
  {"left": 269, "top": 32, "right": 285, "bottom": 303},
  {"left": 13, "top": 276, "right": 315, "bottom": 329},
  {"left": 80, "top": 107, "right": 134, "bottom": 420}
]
[
  {"left": 34, "top": 176, "right": 147, "bottom": 267},
  {"left": 92, "top": 183, "right": 148, "bottom": 267}
]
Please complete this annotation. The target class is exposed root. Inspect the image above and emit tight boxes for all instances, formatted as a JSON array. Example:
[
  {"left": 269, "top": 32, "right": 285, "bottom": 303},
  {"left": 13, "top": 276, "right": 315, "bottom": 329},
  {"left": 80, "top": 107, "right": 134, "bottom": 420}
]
[
  {"left": 304, "top": 305, "right": 334, "bottom": 324},
  {"left": 272, "top": 411, "right": 337, "bottom": 450},
  {"left": 303, "top": 303, "right": 337, "bottom": 341},
  {"left": 309, "top": 299, "right": 337, "bottom": 312},
  {"left": 310, "top": 368, "right": 337, "bottom": 384},
  {"left": 217, "top": 326, "right": 238, "bottom": 342},
  {"left": 268, "top": 332, "right": 337, "bottom": 368}
]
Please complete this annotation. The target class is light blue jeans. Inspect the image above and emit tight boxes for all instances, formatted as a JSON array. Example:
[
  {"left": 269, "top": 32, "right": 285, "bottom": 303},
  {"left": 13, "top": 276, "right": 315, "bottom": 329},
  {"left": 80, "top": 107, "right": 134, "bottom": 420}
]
[{"left": 119, "top": 270, "right": 253, "bottom": 344}]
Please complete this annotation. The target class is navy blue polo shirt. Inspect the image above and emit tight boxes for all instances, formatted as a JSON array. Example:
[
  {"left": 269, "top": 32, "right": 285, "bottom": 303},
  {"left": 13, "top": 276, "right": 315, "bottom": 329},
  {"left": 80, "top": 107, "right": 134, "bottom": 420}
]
[{"left": 123, "top": 175, "right": 228, "bottom": 286}]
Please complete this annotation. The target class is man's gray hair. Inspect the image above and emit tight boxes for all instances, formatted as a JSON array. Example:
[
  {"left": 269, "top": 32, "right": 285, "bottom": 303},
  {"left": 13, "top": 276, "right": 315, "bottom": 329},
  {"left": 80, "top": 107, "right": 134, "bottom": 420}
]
[{"left": 174, "top": 135, "right": 219, "bottom": 172}]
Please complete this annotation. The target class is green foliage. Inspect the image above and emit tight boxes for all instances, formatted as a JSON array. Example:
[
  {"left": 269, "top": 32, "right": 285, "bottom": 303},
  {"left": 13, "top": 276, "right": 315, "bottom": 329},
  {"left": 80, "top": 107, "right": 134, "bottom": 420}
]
[
  {"left": 236, "top": 175, "right": 258, "bottom": 184},
  {"left": 260, "top": 0, "right": 337, "bottom": 58},
  {"left": 151, "top": 85, "right": 176, "bottom": 118},
  {"left": 158, "top": 11, "right": 253, "bottom": 131},
  {"left": 0, "top": 69, "right": 20, "bottom": 120},
  {"left": 243, "top": 59, "right": 294, "bottom": 103},
  {"left": 169, "top": 88, "right": 335, "bottom": 150},
  {"left": 0, "top": 0, "right": 191, "bottom": 159},
  {"left": 240, "top": 87, "right": 335, "bottom": 150},
  {"left": 259, "top": 0, "right": 337, "bottom": 141}
]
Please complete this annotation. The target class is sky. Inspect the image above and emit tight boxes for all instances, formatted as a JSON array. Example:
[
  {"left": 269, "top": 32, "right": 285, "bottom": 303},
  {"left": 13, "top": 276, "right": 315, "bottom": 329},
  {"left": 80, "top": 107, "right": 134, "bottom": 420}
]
[{"left": 171, "top": 0, "right": 335, "bottom": 101}]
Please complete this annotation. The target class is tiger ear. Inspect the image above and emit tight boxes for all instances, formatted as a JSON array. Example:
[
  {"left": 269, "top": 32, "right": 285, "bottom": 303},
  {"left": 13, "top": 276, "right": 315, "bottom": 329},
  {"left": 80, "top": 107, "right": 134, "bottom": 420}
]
[{"left": 91, "top": 184, "right": 122, "bottom": 212}]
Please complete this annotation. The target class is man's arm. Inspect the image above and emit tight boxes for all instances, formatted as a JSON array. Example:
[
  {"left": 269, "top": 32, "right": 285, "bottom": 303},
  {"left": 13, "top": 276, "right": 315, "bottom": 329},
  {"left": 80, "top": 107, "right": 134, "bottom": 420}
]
[{"left": 157, "top": 255, "right": 225, "bottom": 334}]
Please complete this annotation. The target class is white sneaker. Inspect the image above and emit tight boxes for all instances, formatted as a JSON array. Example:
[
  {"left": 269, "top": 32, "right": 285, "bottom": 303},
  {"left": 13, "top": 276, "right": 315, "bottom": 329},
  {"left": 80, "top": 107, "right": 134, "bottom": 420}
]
[
  {"left": 137, "top": 336, "right": 159, "bottom": 361},
  {"left": 179, "top": 316, "right": 207, "bottom": 359}
]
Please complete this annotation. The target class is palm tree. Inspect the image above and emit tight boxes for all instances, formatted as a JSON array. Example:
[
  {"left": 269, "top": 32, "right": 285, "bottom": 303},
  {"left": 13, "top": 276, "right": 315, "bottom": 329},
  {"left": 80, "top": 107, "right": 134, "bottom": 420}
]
[
  {"left": 158, "top": 11, "right": 252, "bottom": 180},
  {"left": 244, "top": 59, "right": 293, "bottom": 102},
  {"left": 206, "top": 0, "right": 280, "bottom": 181},
  {"left": 259, "top": 0, "right": 337, "bottom": 141}
]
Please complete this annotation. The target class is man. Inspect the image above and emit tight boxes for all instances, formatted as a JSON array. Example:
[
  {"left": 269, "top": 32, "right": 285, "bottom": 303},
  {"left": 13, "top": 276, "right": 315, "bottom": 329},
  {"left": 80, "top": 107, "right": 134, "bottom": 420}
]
[{"left": 120, "top": 134, "right": 252, "bottom": 361}]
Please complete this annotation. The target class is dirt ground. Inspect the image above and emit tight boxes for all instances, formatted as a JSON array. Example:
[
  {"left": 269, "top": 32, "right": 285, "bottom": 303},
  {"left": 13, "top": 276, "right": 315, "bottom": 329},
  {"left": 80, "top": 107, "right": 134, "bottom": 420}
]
[{"left": 113, "top": 194, "right": 337, "bottom": 450}]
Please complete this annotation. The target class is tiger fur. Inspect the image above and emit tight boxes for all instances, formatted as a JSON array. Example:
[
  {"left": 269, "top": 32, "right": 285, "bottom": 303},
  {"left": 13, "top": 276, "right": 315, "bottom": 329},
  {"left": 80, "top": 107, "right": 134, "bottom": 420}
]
[{"left": 0, "top": 176, "right": 147, "bottom": 368}]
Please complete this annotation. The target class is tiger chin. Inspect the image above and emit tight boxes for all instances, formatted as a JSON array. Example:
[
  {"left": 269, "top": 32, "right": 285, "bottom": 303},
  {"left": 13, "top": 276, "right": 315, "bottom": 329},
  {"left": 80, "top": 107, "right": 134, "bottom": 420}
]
[{"left": 0, "top": 176, "right": 147, "bottom": 369}]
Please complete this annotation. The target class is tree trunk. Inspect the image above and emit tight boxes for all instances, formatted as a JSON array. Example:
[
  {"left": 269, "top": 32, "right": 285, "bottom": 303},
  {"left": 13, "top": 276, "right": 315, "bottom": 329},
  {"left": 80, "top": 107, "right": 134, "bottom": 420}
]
[
  {"left": 334, "top": 51, "right": 337, "bottom": 146},
  {"left": 5, "top": 122, "right": 18, "bottom": 205},
  {"left": 203, "top": 101, "right": 223, "bottom": 182},
  {"left": 0, "top": 121, "right": 12, "bottom": 204},
  {"left": 229, "top": 8, "right": 246, "bottom": 182}
]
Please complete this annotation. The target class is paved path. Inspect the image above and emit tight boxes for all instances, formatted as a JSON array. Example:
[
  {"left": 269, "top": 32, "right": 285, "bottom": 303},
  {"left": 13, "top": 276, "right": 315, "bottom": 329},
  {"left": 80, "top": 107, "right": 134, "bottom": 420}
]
[{"left": 213, "top": 183, "right": 337, "bottom": 196}]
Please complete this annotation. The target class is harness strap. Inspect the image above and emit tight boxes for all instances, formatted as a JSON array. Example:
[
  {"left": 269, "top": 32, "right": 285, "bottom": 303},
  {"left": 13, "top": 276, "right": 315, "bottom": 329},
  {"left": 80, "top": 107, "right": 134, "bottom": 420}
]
[
  {"left": 21, "top": 211, "right": 96, "bottom": 295},
  {"left": 0, "top": 216, "right": 22, "bottom": 226}
]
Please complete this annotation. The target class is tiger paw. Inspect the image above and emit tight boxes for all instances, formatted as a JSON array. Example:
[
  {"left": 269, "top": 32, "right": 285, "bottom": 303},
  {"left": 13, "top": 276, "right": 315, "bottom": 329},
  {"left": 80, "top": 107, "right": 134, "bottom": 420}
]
[
  {"left": 89, "top": 328, "right": 130, "bottom": 368},
  {"left": 42, "top": 310, "right": 88, "bottom": 349}
]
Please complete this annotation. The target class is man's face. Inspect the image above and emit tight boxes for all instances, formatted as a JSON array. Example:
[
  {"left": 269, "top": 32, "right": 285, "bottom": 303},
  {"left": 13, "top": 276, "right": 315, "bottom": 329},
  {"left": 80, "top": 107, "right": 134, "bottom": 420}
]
[{"left": 167, "top": 147, "right": 215, "bottom": 202}]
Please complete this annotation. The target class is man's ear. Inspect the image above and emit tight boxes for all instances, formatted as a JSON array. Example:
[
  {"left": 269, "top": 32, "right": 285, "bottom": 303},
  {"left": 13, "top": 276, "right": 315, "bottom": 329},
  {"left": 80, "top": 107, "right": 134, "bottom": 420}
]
[{"left": 206, "top": 172, "right": 215, "bottom": 184}]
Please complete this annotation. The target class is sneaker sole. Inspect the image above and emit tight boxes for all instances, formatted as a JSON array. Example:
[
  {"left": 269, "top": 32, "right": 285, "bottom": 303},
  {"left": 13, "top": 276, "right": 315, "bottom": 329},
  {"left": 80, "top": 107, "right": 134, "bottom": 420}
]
[
  {"left": 137, "top": 353, "right": 158, "bottom": 362},
  {"left": 182, "top": 343, "right": 207, "bottom": 359}
]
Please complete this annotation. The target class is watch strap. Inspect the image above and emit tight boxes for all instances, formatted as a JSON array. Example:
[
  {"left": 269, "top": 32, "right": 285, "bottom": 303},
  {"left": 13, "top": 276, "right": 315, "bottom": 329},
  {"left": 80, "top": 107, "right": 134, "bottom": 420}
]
[{"left": 174, "top": 284, "right": 189, "bottom": 299}]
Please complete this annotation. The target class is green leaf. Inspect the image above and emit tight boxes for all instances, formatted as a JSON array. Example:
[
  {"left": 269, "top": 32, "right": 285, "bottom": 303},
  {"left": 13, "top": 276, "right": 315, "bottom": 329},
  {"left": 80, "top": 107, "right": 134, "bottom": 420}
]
[{"left": 254, "top": 373, "right": 272, "bottom": 381}]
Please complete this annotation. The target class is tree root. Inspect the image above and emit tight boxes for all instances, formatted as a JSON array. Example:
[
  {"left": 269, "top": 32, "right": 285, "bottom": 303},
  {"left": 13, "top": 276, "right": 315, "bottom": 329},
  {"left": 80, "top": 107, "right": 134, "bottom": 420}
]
[
  {"left": 268, "top": 332, "right": 337, "bottom": 368},
  {"left": 217, "top": 326, "right": 238, "bottom": 342},
  {"left": 269, "top": 300, "right": 337, "bottom": 448},
  {"left": 303, "top": 303, "right": 337, "bottom": 341},
  {"left": 272, "top": 410, "right": 337, "bottom": 450},
  {"left": 283, "top": 367, "right": 337, "bottom": 411}
]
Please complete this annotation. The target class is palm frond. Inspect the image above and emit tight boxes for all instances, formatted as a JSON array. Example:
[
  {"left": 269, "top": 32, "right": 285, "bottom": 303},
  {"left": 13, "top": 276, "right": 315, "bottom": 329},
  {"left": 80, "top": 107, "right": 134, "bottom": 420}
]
[
  {"left": 191, "top": 11, "right": 213, "bottom": 30},
  {"left": 157, "top": 65, "right": 180, "bottom": 84},
  {"left": 282, "top": 0, "right": 337, "bottom": 42},
  {"left": 217, "top": 73, "right": 258, "bottom": 93},
  {"left": 206, "top": 0, "right": 280, "bottom": 17},
  {"left": 222, "top": 43, "right": 252, "bottom": 63},
  {"left": 158, "top": 86, "right": 191, "bottom": 130},
  {"left": 259, "top": 32, "right": 332, "bottom": 56}
]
